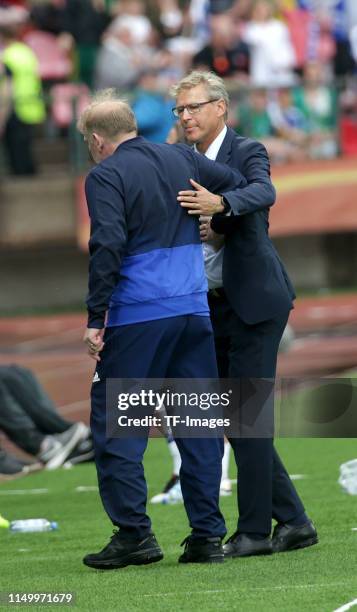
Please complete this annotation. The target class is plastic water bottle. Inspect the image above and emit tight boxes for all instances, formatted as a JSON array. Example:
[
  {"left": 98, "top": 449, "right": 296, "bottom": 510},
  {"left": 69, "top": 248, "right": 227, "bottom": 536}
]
[{"left": 9, "top": 519, "right": 58, "bottom": 533}]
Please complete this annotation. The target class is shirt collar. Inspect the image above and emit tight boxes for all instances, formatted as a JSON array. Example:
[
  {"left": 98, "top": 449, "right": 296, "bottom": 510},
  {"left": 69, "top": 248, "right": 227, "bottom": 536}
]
[{"left": 194, "top": 125, "right": 227, "bottom": 160}]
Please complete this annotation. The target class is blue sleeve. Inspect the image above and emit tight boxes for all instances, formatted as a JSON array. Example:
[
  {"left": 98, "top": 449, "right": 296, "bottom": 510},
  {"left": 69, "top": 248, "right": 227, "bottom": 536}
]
[{"left": 85, "top": 169, "right": 127, "bottom": 328}]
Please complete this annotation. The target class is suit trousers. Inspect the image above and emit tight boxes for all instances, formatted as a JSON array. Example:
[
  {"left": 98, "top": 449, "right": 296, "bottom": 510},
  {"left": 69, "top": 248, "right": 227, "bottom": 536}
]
[
  {"left": 90, "top": 315, "right": 226, "bottom": 540},
  {"left": 208, "top": 294, "right": 305, "bottom": 536}
]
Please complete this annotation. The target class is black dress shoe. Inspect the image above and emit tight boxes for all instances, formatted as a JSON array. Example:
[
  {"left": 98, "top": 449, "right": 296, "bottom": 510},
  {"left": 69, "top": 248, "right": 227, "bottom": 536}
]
[
  {"left": 272, "top": 520, "right": 318, "bottom": 553},
  {"left": 83, "top": 531, "right": 163, "bottom": 570},
  {"left": 223, "top": 532, "right": 272, "bottom": 558},
  {"left": 179, "top": 536, "right": 224, "bottom": 563}
]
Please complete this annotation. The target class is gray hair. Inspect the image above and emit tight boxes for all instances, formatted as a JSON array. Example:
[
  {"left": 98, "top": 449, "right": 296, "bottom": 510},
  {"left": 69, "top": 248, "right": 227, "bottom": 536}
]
[
  {"left": 170, "top": 71, "right": 229, "bottom": 120},
  {"left": 77, "top": 88, "right": 137, "bottom": 141}
]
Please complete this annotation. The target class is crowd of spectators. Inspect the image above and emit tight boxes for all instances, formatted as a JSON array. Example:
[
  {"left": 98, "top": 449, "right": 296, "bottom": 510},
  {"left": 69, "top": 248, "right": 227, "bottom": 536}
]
[{"left": 1, "top": 0, "right": 357, "bottom": 172}]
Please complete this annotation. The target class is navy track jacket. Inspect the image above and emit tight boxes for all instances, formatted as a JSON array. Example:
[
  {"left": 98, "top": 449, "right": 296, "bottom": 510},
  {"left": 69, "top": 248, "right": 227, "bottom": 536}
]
[{"left": 85, "top": 136, "right": 247, "bottom": 329}]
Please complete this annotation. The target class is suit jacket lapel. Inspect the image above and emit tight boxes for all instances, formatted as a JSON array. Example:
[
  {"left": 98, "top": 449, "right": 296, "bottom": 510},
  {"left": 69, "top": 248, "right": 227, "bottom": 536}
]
[{"left": 216, "top": 127, "right": 235, "bottom": 164}]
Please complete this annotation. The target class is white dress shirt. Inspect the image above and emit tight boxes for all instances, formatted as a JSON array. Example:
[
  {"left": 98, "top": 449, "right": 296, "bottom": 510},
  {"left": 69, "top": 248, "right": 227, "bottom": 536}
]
[{"left": 194, "top": 126, "right": 227, "bottom": 289}]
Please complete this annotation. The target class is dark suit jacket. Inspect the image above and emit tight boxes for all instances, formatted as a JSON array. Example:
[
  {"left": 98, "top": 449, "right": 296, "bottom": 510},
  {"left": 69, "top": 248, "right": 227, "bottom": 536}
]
[{"left": 212, "top": 127, "right": 295, "bottom": 325}]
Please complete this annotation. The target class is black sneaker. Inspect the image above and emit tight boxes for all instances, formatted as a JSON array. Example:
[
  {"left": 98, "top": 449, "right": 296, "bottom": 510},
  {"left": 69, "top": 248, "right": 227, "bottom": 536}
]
[
  {"left": 178, "top": 535, "right": 224, "bottom": 564},
  {"left": 83, "top": 531, "right": 164, "bottom": 570}
]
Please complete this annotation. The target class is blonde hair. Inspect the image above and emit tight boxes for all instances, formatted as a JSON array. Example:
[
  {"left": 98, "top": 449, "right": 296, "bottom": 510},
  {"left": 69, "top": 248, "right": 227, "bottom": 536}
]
[
  {"left": 77, "top": 89, "right": 137, "bottom": 141},
  {"left": 170, "top": 71, "right": 229, "bottom": 120}
]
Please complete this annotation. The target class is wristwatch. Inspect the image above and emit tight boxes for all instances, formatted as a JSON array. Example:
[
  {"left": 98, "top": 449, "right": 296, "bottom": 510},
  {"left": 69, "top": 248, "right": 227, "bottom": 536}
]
[{"left": 220, "top": 195, "right": 231, "bottom": 214}]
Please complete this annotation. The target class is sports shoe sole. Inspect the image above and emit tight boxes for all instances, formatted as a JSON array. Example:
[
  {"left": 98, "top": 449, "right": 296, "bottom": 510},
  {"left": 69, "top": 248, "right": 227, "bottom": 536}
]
[
  {"left": 83, "top": 548, "right": 164, "bottom": 570},
  {"left": 273, "top": 535, "right": 318, "bottom": 553}
]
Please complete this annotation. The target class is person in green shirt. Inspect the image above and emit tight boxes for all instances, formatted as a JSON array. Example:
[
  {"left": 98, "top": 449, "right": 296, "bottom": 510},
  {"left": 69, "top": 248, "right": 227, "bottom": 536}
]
[{"left": 293, "top": 61, "right": 338, "bottom": 159}]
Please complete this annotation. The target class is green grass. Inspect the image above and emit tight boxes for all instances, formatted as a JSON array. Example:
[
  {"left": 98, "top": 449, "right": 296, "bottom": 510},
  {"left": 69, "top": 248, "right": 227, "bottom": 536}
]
[{"left": 1, "top": 438, "right": 357, "bottom": 611}]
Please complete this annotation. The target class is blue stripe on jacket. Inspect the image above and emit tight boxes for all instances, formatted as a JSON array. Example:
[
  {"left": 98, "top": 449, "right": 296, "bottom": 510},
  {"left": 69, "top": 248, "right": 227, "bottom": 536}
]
[{"left": 107, "top": 244, "right": 209, "bottom": 326}]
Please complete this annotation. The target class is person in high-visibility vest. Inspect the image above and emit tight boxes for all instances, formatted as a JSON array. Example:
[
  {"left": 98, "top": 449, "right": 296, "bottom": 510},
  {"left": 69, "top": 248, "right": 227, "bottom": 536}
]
[{"left": 0, "top": 25, "right": 46, "bottom": 175}]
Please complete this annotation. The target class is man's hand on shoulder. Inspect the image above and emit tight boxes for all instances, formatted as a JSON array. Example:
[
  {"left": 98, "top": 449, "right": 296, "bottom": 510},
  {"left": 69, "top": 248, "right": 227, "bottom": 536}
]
[
  {"left": 178, "top": 179, "right": 225, "bottom": 216},
  {"left": 84, "top": 327, "right": 105, "bottom": 362}
]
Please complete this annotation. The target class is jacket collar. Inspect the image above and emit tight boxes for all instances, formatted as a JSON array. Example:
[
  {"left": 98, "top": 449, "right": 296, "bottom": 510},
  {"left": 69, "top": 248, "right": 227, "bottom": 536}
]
[{"left": 215, "top": 126, "right": 236, "bottom": 164}]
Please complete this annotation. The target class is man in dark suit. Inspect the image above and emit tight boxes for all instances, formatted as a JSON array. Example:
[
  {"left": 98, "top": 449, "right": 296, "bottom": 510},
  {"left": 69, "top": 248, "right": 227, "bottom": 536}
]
[
  {"left": 172, "top": 71, "right": 318, "bottom": 557},
  {"left": 77, "top": 90, "right": 248, "bottom": 569}
]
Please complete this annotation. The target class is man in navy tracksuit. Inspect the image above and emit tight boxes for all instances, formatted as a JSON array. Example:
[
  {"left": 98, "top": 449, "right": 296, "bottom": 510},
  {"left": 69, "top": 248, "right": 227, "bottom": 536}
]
[{"left": 77, "top": 91, "right": 247, "bottom": 569}]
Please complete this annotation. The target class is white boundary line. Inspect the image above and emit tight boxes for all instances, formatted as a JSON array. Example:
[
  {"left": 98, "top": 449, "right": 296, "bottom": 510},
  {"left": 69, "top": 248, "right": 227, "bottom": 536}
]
[
  {"left": 0, "top": 488, "right": 48, "bottom": 496},
  {"left": 0, "top": 487, "right": 99, "bottom": 496},
  {"left": 333, "top": 599, "right": 357, "bottom": 612},
  {"left": 143, "top": 581, "right": 357, "bottom": 598}
]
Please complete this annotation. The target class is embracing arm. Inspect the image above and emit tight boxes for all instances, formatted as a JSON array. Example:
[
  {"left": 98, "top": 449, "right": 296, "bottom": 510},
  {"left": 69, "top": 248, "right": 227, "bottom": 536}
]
[
  {"left": 219, "top": 139, "right": 276, "bottom": 216},
  {"left": 177, "top": 140, "right": 274, "bottom": 222},
  {"left": 177, "top": 149, "right": 247, "bottom": 216}
]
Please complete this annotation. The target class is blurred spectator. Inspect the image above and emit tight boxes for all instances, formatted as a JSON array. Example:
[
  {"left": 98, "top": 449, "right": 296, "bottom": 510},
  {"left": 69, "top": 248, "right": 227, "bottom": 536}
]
[
  {"left": 350, "top": 23, "right": 357, "bottom": 64},
  {"left": 189, "top": 0, "right": 210, "bottom": 49},
  {"left": 30, "top": 0, "right": 64, "bottom": 36},
  {"left": 281, "top": 3, "right": 335, "bottom": 77},
  {"left": 156, "top": 0, "right": 184, "bottom": 39},
  {"left": 0, "top": 365, "right": 93, "bottom": 470},
  {"left": 242, "top": 0, "right": 296, "bottom": 88},
  {"left": 0, "top": 22, "right": 46, "bottom": 175},
  {"left": 193, "top": 12, "right": 250, "bottom": 79},
  {"left": 109, "top": 0, "right": 152, "bottom": 45},
  {"left": 133, "top": 69, "right": 175, "bottom": 142},
  {"left": 236, "top": 87, "right": 304, "bottom": 163},
  {"left": 294, "top": 60, "right": 338, "bottom": 159},
  {"left": 0, "top": 60, "right": 11, "bottom": 133},
  {"left": 61, "top": 0, "right": 110, "bottom": 87},
  {"left": 237, "top": 88, "right": 275, "bottom": 139},
  {"left": 268, "top": 87, "right": 308, "bottom": 160},
  {"left": 94, "top": 21, "right": 148, "bottom": 90},
  {"left": 289, "top": 0, "right": 353, "bottom": 77},
  {"left": 329, "top": 0, "right": 355, "bottom": 78},
  {"left": 153, "top": 46, "right": 184, "bottom": 85},
  {"left": 210, "top": 0, "right": 235, "bottom": 14}
]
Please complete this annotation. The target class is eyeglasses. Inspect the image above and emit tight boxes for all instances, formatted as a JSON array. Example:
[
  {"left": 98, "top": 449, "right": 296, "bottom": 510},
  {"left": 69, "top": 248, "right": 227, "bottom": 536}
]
[{"left": 172, "top": 99, "right": 220, "bottom": 118}]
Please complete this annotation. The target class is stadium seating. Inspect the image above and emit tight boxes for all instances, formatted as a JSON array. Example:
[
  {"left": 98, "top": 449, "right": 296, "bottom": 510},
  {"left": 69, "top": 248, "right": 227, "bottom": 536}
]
[
  {"left": 50, "top": 83, "right": 91, "bottom": 129},
  {"left": 23, "top": 30, "right": 72, "bottom": 81}
]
